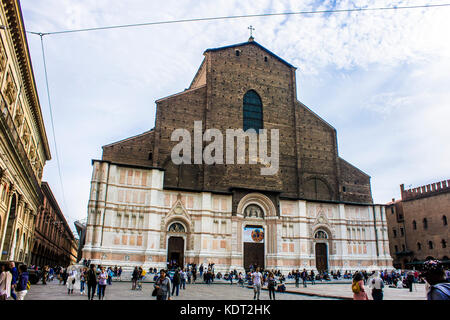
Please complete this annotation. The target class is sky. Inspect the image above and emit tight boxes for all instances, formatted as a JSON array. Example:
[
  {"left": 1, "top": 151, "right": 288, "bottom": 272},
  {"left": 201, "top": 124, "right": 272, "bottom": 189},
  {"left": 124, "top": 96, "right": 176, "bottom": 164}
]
[{"left": 19, "top": 0, "right": 450, "bottom": 234}]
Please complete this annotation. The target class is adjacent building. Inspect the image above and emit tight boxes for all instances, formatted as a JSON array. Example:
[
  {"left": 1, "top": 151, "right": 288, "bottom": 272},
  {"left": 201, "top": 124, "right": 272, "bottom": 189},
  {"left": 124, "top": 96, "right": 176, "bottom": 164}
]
[
  {"left": 386, "top": 180, "right": 450, "bottom": 269},
  {"left": 30, "top": 182, "right": 77, "bottom": 267},
  {"left": 83, "top": 37, "right": 392, "bottom": 273},
  {"left": 0, "top": 0, "right": 51, "bottom": 264}
]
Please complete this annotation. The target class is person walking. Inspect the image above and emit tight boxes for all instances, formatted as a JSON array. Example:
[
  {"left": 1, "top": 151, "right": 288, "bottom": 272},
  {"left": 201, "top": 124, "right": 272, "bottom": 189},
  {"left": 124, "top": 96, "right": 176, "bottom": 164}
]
[
  {"left": 9, "top": 261, "right": 18, "bottom": 300},
  {"left": 406, "top": 271, "right": 414, "bottom": 292},
  {"left": 199, "top": 264, "right": 204, "bottom": 278},
  {"left": 422, "top": 260, "right": 450, "bottom": 300},
  {"left": 368, "top": 270, "right": 385, "bottom": 300},
  {"left": 15, "top": 264, "right": 29, "bottom": 300},
  {"left": 131, "top": 266, "right": 139, "bottom": 290},
  {"left": 0, "top": 263, "right": 12, "bottom": 300},
  {"left": 180, "top": 268, "right": 186, "bottom": 290},
  {"left": 107, "top": 267, "right": 114, "bottom": 286},
  {"left": 294, "top": 270, "right": 300, "bottom": 288},
  {"left": 252, "top": 267, "right": 262, "bottom": 300},
  {"left": 98, "top": 267, "right": 108, "bottom": 300},
  {"left": 267, "top": 272, "right": 276, "bottom": 300},
  {"left": 171, "top": 269, "right": 181, "bottom": 296},
  {"left": 301, "top": 269, "right": 308, "bottom": 288},
  {"left": 80, "top": 267, "right": 87, "bottom": 295},
  {"left": 154, "top": 270, "right": 171, "bottom": 300},
  {"left": 310, "top": 270, "right": 315, "bottom": 285},
  {"left": 86, "top": 264, "right": 98, "bottom": 300},
  {"left": 352, "top": 272, "right": 369, "bottom": 300},
  {"left": 66, "top": 266, "right": 77, "bottom": 294},
  {"left": 118, "top": 267, "right": 122, "bottom": 281}
]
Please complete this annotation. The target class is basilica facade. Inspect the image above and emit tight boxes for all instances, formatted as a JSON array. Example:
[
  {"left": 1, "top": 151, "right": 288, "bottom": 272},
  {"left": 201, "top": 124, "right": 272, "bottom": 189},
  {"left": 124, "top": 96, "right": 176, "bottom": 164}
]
[{"left": 82, "top": 38, "right": 392, "bottom": 272}]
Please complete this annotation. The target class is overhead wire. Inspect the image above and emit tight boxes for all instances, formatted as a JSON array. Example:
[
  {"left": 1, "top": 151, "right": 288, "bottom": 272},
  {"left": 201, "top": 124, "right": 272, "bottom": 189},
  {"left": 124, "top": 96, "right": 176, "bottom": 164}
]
[
  {"left": 25, "top": 3, "right": 450, "bottom": 36},
  {"left": 38, "top": 34, "right": 67, "bottom": 213}
]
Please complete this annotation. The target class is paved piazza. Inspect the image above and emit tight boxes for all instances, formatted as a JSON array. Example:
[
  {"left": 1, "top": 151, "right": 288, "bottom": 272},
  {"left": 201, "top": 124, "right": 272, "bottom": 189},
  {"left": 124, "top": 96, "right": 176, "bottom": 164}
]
[
  {"left": 24, "top": 280, "right": 335, "bottom": 300},
  {"left": 21, "top": 279, "right": 426, "bottom": 300}
]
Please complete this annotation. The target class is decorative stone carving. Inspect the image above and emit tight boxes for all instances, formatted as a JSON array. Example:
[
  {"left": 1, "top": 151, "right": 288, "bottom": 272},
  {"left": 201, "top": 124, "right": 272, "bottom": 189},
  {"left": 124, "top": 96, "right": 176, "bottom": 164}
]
[
  {"left": 168, "top": 222, "right": 185, "bottom": 233},
  {"left": 244, "top": 204, "right": 264, "bottom": 218}
]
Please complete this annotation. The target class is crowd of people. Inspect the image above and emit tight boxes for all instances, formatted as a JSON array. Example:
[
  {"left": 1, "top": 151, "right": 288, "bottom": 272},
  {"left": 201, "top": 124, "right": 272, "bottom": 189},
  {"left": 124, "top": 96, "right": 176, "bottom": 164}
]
[
  {"left": 0, "top": 261, "right": 29, "bottom": 300},
  {"left": 351, "top": 260, "right": 450, "bottom": 300},
  {"left": 2, "top": 258, "right": 449, "bottom": 300}
]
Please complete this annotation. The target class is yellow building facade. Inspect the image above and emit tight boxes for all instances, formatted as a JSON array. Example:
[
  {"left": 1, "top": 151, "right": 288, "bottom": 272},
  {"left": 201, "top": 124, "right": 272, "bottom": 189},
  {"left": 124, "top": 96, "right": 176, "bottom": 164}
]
[{"left": 0, "top": 0, "right": 51, "bottom": 264}]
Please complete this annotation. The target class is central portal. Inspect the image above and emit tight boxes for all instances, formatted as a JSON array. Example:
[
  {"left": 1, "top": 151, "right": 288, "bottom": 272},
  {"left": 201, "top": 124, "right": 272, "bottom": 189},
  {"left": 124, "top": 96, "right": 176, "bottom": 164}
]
[
  {"left": 243, "top": 225, "right": 265, "bottom": 271},
  {"left": 315, "top": 243, "right": 328, "bottom": 272},
  {"left": 167, "top": 236, "right": 184, "bottom": 270}
]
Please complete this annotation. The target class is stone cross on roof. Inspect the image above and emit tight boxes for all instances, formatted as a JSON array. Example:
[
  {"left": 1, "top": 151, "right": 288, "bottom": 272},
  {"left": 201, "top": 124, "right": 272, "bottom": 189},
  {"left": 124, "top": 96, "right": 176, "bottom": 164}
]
[{"left": 248, "top": 25, "right": 255, "bottom": 41}]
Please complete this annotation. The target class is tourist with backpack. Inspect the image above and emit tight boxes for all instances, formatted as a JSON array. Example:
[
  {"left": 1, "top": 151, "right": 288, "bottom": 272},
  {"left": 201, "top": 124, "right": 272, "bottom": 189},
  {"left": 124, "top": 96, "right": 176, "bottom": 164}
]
[
  {"left": 352, "top": 272, "right": 368, "bottom": 300},
  {"left": 154, "top": 270, "right": 171, "bottom": 300},
  {"left": 267, "top": 272, "right": 276, "bottom": 300},
  {"left": 422, "top": 260, "right": 450, "bottom": 300}
]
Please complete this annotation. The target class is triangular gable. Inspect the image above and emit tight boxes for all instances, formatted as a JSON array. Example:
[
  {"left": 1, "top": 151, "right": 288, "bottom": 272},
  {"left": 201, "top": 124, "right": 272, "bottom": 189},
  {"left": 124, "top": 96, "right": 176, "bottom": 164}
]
[{"left": 204, "top": 40, "right": 296, "bottom": 69}]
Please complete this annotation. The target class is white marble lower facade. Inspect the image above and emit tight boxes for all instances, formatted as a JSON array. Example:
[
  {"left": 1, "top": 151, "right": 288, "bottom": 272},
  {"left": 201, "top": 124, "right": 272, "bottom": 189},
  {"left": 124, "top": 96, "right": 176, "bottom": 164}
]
[{"left": 82, "top": 160, "right": 393, "bottom": 273}]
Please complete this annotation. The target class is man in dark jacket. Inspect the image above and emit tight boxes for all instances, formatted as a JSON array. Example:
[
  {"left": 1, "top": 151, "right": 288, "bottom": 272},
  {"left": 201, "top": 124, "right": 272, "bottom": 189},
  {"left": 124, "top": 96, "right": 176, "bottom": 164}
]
[
  {"left": 86, "top": 264, "right": 98, "bottom": 300},
  {"left": 132, "top": 267, "right": 139, "bottom": 290},
  {"left": 172, "top": 269, "right": 181, "bottom": 296}
]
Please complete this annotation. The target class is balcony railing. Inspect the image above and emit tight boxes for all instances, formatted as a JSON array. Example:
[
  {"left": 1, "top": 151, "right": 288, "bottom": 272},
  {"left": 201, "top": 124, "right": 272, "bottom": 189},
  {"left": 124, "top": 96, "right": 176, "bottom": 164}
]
[{"left": 0, "top": 92, "right": 43, "bottom": 202}]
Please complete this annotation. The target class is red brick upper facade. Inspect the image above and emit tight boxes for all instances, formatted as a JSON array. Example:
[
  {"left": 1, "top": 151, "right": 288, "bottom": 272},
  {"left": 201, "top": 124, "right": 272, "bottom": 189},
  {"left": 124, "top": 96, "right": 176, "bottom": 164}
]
[{"left": 102, "top": 40, "right": 373, "bottom": 209}]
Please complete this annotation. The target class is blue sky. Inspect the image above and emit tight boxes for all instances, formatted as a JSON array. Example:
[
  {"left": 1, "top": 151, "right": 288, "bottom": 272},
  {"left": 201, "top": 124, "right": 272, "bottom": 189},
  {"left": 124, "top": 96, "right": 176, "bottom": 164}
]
[{"left": 20, "top": 0, "right": 450, "bottom": 234}]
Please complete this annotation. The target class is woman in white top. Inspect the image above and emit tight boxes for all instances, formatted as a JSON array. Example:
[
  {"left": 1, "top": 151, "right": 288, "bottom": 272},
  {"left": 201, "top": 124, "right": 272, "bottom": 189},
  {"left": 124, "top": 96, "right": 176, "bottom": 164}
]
[
  {"left": 66, "top": 265, "right": 79, "bottom": 294},
  {"left": 0, "top": 263, "right": 12, "bottom": 300}
]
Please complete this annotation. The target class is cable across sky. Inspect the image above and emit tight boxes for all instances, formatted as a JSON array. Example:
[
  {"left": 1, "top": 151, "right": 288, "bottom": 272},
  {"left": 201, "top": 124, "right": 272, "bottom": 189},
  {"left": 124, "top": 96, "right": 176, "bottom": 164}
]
[{"left": 26, "top": 3, "right": 450, "bottom": 37}]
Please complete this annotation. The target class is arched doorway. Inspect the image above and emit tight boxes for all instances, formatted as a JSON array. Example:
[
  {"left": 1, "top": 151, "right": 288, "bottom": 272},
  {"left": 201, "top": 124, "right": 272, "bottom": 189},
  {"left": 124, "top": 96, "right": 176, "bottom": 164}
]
[
  {"left": 167, "top": 222, "right": 186, "bottom": 270},
  {"left": 167, "top": 236, "right": 184, "bottom": 270},
  {"left": 1, "top": 194, "right": 17, "bottom": 260},
  {"left": 243, "top": 223, "right": 265, "bottom": 271},
  {"left": 314, "top": 230, "right": 329, "bottom": 272}
]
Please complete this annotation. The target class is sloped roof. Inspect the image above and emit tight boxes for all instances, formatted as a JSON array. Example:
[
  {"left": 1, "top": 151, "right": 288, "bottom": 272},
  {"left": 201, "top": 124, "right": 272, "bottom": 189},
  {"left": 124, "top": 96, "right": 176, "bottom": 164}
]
[{"left": 204, "top": 40, "right": 296, "bottom": 69}]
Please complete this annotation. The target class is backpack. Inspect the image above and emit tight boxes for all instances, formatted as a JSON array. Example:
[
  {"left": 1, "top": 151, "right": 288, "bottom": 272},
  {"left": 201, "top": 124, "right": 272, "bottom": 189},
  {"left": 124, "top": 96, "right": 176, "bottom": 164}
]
[
  {"left": 428, "top": 283, "right": 450, "bottom": 300},
  {"left": 352, "top": 281, "right": 361, "bottom": 294}
]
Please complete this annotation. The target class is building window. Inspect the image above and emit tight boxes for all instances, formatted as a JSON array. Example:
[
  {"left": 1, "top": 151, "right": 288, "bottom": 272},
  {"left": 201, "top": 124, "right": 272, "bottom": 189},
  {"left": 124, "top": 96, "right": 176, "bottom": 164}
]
[
  {"left": 413, "top": 220, "right": 417, "bottom": 230},
  {"left": 423, "top": 218, "right": 428, "bottom": 229},
  {"left": 391, "top": 207, "right": 394, "bottom": 214},
  {"left": 443, "top": 215, "right": 448, "bottom": 226},
  {"left": 428, "top": 241, "right": 433, "bottom": 249},
  {"left": 417, "top": 242, "right": 421, "bottom": 251},
  {"left": 393, "top": 229, "right": 397, "bottom": 238},
  {"left": 400, "top": 228, "right": 404, "bottom": 237},
  {"left": 442, "top": 239, "right": 447, "bottom": 248},
  {"left": 235, "top": 50, "right": 240, "bottom": 56},
  {"left": 394, "top": 245, "right": 398, "bottom": 253},
  {"left": 402, "top": 244, "right": 406, "bottom": 251},
  {"left": 243, "top": 90, "right": 263, "bottom": 131}
]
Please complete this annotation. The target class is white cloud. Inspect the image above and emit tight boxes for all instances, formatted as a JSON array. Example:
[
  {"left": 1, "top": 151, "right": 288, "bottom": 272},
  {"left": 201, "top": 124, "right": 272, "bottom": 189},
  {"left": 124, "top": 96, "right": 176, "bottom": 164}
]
[{"left": 19, "top": 0, "right": 450, "bottom": 226}]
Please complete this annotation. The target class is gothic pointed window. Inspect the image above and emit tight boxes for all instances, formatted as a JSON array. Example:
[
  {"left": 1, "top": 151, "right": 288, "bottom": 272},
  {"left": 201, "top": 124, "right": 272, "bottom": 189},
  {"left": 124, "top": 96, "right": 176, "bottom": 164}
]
[{"left": 243, "top": 90, "right": 263, "bottom": 132}]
